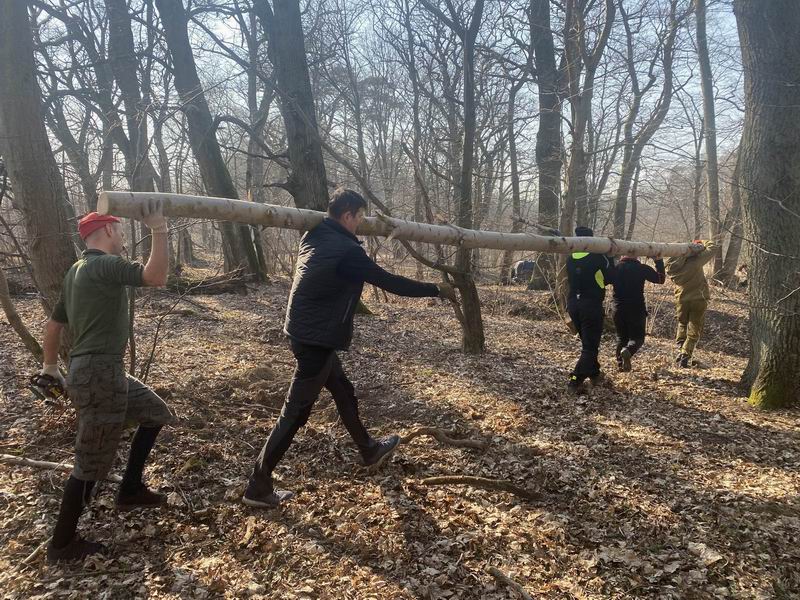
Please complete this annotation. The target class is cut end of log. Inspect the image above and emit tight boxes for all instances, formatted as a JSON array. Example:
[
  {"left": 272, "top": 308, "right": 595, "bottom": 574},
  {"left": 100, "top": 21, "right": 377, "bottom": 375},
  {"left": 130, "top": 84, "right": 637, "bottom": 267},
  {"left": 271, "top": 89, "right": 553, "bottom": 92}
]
[{"left": 96, "top": 191, "right": 111, "bottom": 215}]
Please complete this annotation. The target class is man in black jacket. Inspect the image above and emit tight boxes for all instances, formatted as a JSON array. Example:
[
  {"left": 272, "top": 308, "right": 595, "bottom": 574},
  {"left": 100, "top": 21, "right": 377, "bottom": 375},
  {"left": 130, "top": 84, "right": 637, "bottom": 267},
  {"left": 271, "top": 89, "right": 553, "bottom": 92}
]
[
  {"left": 566, "top": 226, "right": 616, "bottom": 394},
  {"left": 612, "top": 256, "right": 665, "bottom": 371},
  {"left": 244, "top": 188, "right": 457, "bottom": 508}
]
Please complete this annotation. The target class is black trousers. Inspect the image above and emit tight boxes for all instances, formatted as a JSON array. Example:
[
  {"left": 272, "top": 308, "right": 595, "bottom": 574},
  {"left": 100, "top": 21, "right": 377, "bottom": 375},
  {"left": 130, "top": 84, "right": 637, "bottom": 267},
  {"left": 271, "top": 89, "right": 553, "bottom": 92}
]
[
  {"left": 250, "top": 340, "right": 375, "bottom": 491},
  {"left": 613, "top": 306, "right": 647, "bottom": 361},
  {"left": 567, "top": 297, "right": 604, "bottom": 383}
]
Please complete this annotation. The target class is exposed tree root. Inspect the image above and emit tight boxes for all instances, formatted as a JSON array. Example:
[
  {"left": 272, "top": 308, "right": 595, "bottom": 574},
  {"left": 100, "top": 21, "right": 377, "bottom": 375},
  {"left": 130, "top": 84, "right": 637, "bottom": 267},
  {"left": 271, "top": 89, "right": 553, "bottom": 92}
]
[
  {"left": 420, "top": 475, "right": 541, "bottom": 501},
  {"left": 400, "top": 427, "right": 488, "bottom": 450}
]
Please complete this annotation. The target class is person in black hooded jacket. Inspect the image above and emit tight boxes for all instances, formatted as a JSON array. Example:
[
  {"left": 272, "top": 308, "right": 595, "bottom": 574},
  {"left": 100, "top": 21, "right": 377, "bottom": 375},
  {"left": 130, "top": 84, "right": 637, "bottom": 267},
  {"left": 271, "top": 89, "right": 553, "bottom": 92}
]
[
  {"left": 612, "top": 255, "right": 665, "bottom": 371},
  {"left": 243, "top": 188, "right": 457, "bottom": 508}
]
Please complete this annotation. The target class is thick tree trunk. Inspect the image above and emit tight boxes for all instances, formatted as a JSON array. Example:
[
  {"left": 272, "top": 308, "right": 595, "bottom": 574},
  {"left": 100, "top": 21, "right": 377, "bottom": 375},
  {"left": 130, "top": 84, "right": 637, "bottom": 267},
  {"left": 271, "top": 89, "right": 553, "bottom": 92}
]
[
  {"left": 528, "top": 0, "right": 562, "bottom": 290},
  {"left": 696, "top": 0, "right": 722, "bottom": 275},
  {"left": 0, "top": 1, "right": 78, "bottom": 312},
  {"left": 154, "top": 0, "right": 259, "bottom": 275},
  {"left": 734, "top": 0, "right": 800, "bottom": 409},
  {"left": 254, "top": 0, "right": 329, "bottom": 211}
]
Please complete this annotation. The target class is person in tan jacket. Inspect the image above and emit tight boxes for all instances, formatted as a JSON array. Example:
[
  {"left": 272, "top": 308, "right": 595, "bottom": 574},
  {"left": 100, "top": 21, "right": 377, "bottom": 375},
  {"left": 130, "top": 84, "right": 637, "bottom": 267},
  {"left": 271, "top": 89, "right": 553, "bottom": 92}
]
[{"left": 665, "top": 240, "right": 718, "bottom": 367}]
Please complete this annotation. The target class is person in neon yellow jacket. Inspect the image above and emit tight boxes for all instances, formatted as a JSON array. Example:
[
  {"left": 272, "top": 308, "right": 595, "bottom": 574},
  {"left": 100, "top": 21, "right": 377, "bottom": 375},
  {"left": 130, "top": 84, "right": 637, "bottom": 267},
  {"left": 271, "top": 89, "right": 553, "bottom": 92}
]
[
  {"left": 665, "top": 240, "right": 718, "bottom": 367},
  {"left": 566, "top": 226, "right": 616, "bottom": 392}
]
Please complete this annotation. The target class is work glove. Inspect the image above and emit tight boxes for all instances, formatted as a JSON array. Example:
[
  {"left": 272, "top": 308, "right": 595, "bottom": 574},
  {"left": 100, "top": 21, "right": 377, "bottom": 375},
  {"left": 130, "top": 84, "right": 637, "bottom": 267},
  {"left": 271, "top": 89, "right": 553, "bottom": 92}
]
[
  {"left": 437, "top": 282, "right": 458, "bottom": 303},
  {"left": 139, "top": 198, "right": 167, "bottom": 233},
  {"left": 40, "top": 364, "right": 66, "bottom": 389}
]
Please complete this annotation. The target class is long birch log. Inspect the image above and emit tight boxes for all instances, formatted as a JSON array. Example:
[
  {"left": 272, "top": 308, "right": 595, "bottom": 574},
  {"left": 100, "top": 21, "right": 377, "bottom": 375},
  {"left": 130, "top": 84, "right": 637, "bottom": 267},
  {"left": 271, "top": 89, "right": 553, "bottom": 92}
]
[{"left": 98, "top": 191, "right": 701, "bottom": 257}]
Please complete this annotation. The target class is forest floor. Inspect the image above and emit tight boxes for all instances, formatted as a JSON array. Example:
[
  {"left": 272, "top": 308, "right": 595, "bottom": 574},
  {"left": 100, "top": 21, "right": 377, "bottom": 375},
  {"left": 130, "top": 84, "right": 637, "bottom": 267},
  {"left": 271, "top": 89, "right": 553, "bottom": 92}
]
[{"left": 0, "top": 273, "right": 798, "bottom": 599}]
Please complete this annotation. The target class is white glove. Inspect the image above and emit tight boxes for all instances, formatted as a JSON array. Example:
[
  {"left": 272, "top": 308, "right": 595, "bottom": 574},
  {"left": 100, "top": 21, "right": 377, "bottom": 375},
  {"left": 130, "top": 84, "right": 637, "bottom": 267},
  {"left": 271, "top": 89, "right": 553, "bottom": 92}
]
[
  {"left": 41, "top": 364, "right": 66, "bottom": 388},
  {"left": 139, "top": 198, "right": 167, "bottom": 233}
]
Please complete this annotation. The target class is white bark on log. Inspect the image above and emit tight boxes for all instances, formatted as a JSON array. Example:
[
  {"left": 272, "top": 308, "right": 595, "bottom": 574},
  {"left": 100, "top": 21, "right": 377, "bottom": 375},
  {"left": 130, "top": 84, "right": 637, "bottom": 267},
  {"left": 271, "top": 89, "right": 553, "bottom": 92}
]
[
  {"left": 99, "top": 191, "right": 701, "bottom": 257},
  {"left": 0, "top": 454, "right": 123, "bottom": 483}
]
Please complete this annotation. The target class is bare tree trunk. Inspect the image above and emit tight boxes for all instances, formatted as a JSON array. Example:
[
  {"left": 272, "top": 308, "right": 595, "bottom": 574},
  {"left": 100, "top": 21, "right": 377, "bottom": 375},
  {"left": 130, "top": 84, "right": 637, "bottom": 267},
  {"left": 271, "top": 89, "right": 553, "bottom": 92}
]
[
  {"left": 613, "top": 0, "right": 681, "bottom": 238},
  {"left": 500, "top": 81, "right": 524, "bottom": 284},
  {"left": 0, "top": 1, "right": 78, "bottom": 313},
  {"left": 696, "top": 0, "right": 722, "bottom": 274},
  {"left": 254, "top": 0, "right": 329, "bottom": 211},
  {"left": 625, "top": 163, "right": 641, "bottom": 240},
  {"left": 719, "top": 146, "right": 743, "bottom": 287},
  {"left": 563, "top": 0, "right": 615, "bottom": 231},
  {"left": 528, "top": 0, "right": 562, "bottom": 290},
  {"left": 0, "top": 266, "right": 43, "bottom": 362},
  {"left": 734, "top": 0, "right": 800, "bottom": 409},
  {"left": 402, "top": 0, "right": 427, "bottom": 280},
  {"left": 107, "top": 0, "right": 155, "bottom": 194},
  {"left": 420, "top": 0, "right": 486, "bottom": 353},
  {"left": 45, "top": 107, "right": 98, "bottom": 214},
  {"left": 692, "top": 154, "right": 704, "bottom": 239},
  {"left": 154, "top": 0, "right": 259, "bottom": 275}
]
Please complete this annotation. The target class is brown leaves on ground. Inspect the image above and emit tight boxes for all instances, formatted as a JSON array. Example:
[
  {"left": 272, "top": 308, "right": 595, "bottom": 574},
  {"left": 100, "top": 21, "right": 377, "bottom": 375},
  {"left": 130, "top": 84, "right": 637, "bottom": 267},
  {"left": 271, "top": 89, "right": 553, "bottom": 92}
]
[{"left": 0, "top": 279, "right": 798, "bottom": 599}]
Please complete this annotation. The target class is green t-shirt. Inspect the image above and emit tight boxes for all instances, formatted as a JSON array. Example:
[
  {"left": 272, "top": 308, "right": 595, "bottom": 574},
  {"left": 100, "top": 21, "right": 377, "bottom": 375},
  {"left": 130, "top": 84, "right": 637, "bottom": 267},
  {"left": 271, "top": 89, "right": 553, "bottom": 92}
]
[{"left": 52, "top": 249, "right": 144, "bottom": 357}]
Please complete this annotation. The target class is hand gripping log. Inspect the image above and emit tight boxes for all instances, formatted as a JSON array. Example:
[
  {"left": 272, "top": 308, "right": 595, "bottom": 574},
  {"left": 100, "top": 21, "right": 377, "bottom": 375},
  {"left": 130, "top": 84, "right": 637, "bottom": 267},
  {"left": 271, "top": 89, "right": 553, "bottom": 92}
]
[{"left": 98, "top": 191, "right": 702, "bottom": 257}]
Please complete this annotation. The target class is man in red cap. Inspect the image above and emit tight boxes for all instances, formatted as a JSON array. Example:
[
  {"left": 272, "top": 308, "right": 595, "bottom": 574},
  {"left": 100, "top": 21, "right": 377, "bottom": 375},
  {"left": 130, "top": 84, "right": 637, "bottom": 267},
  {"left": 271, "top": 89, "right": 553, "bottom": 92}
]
[{"left": 38, "top": 199, "right": 173, "bottom": 562}]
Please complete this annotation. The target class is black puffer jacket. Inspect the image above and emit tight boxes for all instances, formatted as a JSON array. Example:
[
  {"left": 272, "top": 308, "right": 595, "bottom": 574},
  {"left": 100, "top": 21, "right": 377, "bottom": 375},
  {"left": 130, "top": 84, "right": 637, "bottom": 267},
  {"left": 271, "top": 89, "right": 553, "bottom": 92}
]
[{"left": 284, "top": 218, "right": 439, "bottom": 350}]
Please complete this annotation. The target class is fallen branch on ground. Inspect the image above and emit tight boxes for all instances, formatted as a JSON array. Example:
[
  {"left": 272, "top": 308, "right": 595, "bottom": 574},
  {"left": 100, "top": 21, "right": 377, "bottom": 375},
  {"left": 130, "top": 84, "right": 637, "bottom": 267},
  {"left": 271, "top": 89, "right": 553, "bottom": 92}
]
[
  {"left": 421, "top": 475, "right": 540, "bottom": 501},
  {"left": 0, "top": 454, "right": 122, "bottom": 483},
  {"left": 167, "top": 268, "right": 253, "bottom": 295},
  {"left": 401, "top": 427, "right": 488, "bottom": 450},
  {"left": 21, "top": 540, "right": 49, "bottom": 566},
  {"left": 486, "top": 566, "right": 534, "bottom": 600}
]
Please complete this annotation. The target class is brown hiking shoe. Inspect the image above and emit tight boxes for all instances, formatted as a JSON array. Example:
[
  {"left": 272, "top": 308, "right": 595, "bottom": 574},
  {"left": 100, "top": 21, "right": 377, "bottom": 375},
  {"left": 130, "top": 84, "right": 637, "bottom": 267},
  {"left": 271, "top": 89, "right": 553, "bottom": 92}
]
[
  {"left": 47, "top": 536, "right": 104, "bottom": 563},
  {"left": 116, "top": 485, "right": 166, "bottom": 510}
]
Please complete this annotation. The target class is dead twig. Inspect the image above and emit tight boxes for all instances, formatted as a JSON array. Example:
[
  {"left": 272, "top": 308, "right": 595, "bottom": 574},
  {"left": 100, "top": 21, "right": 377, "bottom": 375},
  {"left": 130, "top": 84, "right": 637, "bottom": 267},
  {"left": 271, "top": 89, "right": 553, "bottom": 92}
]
[
  {"left": 420, "top": 475, "right": 541, "bottom": 501},
  {"left": 486, "top": 566, "right": 534, "bottom": 600},
  {"left": 21, "top": 539, "right": 49, "bottom": 566},
  {"left": 401, "top": 427, "right": 488, "bottom": 450},
  {"left": 0, "top": 454, "right": 123, "bottom": 483}
]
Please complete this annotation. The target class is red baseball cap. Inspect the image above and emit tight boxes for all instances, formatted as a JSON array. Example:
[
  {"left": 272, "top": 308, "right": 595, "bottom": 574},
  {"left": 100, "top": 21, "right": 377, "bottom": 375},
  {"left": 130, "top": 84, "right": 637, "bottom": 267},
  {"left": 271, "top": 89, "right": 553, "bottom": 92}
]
[{"left": 78, "top": 212, "right": 121, "bottom": 240}]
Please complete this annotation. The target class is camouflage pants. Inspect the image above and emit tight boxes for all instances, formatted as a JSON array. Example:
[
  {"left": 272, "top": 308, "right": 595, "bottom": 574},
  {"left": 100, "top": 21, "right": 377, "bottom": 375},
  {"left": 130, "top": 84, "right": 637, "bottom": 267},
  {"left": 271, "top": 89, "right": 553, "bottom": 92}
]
[
  {"left": 66, "top": 354, "right": 174, "bottom": 481},
  {"left": 676, "top": 298, "right": 708, "bottom": 357}
]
